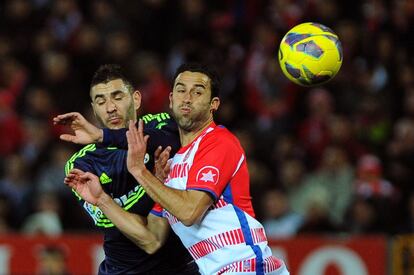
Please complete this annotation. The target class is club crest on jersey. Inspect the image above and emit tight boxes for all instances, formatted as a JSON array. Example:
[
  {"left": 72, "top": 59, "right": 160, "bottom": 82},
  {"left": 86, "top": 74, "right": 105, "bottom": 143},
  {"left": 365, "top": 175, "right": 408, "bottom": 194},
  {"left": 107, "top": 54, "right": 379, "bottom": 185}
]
[
  {"left": 144, "top": 153, "right": 150, "bottom": 164},
  {"left": 196, "top": 166, "right": 219, "bottom": 185}
]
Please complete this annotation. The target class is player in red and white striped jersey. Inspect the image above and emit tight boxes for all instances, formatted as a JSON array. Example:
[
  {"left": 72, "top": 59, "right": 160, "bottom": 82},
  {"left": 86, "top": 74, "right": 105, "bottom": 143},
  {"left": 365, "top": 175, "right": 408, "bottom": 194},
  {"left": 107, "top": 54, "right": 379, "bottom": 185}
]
[{"left": 150, "top": 120, "right": 286, "bottom": 274}]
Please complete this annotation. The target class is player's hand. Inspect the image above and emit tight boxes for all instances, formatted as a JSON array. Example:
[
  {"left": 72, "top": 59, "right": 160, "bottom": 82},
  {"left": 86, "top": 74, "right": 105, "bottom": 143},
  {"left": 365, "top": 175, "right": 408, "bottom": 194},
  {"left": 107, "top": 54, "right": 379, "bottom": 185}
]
[
  {"left": 53, "top": 112, "right": 103, "bottom": 144},
  {"left": 65, "top": 168, "right": 104, "bottom": 205},
  {"left": 126, "top": 120, "right": 149, "bottom": 174},
  {"left": 154, "top": 146, "right": 172, "bottom": 182}
]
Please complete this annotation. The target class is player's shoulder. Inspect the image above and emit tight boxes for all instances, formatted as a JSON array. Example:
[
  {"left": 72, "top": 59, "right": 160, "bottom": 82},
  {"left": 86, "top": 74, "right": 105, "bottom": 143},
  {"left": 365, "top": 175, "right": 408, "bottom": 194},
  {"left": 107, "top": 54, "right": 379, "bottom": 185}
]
[
  {"left": 66, "top": 144, "right": 97, "bottom": 162},
  {"left": 141, "top": 112, "right": 176, "bottom": 130},
  {"left": 210, "top": 124, "right": 238, "bottom": 141},
  {"left": 64, "top": 143, "right": 117, "bottom": 166},
  {"left": 64, "top": 144, "right": 98, "bottom": 175},
  {"left": 202, "top": 124, "right": 241, "bottom": 148}
]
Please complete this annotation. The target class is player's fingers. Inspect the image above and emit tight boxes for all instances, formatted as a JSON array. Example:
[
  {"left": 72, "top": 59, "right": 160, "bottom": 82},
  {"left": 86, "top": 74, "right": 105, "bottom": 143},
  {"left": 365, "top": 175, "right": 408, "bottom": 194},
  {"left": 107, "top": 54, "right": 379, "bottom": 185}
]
[
  {"left": 154, "top": 146, "right": 162, "bottom": 160},
  {"left": 64, "top": 180, "right": 73, "bottom": 188},
  {"left": 54, "top": 112, "right": 81, "bottom": 122},
  {"left": 137, "top": 119, "right": 146, "bottom": 143},
  {"left": 60, "top": 134, "right": 77, "bottom": 143},
  {"left": 53, "top": 117, "right": 72, "bottom": 125},
  {"left": 66, "top": 171, "right": 75, "bottom": 177},
  {"left": 67, "top": 170, "right": 82, "bottom": 181},
  {"left": 161, "top": 146, "right": 171, "bottom": 159},
  {"left": 158, "top": 154, "right": 168, "bottom": 167},
  {"left": 128, "top": 120, "right": 139, "bottom": 144},
  {"left": 81, "top": 171, "right": 97, "bottom": 181},
  {"left": 67, "top": 169, "right": 82, "bottom": 178},
  {"left": 164, "top": 159, "right": 172, "bottom": 174},
  {"left": 70, "top": 168, "right": 85, "bottom": 174},
  {"left": 159, "top": 148, "right": 171, "bottom": 165},
  {"left": 52, "top": 116, "right": 63, "bottom": 125},
  {"left": 143, "top": 135, "right": 149, "bottom": 145},
  {"left": 59, "top": 112, "right": 81, "bottom": 118},
  {"left": 65, "top": 175, "right": 76, "bottom": 183},
  {"left": 138, "top": 119, "right": 144, "bottom": 134},
  {"left": 64, "top": 176, "right": 77, "bottom": 187},
  {"left": 126, "top": 129, "right": 132, "bottom": 145}
]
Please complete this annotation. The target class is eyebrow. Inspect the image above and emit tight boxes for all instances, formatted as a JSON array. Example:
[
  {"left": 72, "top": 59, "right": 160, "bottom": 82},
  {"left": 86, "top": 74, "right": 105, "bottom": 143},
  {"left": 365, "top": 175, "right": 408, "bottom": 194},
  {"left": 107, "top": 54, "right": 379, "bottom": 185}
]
[
  {"left": 175, "top": 82, "right": 206, "bottom": 89},
  {"left": 94, "top": 90, "right": 125, "bottom": 101}
]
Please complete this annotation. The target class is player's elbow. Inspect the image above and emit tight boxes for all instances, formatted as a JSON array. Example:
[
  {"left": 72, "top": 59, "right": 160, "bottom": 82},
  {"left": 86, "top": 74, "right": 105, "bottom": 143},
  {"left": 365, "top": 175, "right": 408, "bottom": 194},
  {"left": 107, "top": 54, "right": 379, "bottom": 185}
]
[
  {"left": 180, "top": 209, "right": 202, "bottom": 226},
  {"left": 181, "top": 218, "right": 196, "bottom": 227},
  {"left": 130, "top": 234, "right": 162, "bottom": 254},
  {"left": 142, "top": 240, "right": 162, "bottom": 255}
]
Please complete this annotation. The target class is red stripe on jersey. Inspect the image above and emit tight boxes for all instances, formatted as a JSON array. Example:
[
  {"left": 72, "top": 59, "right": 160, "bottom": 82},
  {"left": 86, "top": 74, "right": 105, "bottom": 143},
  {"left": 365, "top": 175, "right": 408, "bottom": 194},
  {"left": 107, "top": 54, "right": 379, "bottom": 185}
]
[
  {"left": 250, "top": 228, "right": 267, "bottom": 244},
  {"left": 187, "top": 227, "right": 269, "bottom": 260},
  {"left": 218, "top": 256, "right": 283, "bottom": 274},
  {"left": 188, "top": 228, "right": 245, "bottom": 260}
]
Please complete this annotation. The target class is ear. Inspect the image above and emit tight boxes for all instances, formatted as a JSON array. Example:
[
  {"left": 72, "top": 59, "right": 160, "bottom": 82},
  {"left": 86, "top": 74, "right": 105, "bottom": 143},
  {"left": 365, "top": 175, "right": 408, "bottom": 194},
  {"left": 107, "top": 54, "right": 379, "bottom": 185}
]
[
  {"left": 169, "top": 92, "right": 173, "bottom": 109},
  {"left": 133, "top": 90, "right": 142, "bottom": 110},
  {"left": 210, "top": 97, "right": 220, "bottom": 112}
]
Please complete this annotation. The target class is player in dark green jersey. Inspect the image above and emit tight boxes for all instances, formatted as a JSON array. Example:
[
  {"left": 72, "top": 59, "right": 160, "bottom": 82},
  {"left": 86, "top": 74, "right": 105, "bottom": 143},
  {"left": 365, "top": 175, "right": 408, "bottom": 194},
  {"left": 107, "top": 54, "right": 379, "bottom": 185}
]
[{"left": 57, "top": 64, "right": 198, "bottom": 274}]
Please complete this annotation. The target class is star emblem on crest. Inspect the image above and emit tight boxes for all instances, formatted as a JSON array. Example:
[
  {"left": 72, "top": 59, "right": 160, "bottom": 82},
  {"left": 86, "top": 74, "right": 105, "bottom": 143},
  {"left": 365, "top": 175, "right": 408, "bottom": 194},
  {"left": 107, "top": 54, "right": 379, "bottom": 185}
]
[{"left": 199, "top": 170, "right": 216, "bottom": 182}]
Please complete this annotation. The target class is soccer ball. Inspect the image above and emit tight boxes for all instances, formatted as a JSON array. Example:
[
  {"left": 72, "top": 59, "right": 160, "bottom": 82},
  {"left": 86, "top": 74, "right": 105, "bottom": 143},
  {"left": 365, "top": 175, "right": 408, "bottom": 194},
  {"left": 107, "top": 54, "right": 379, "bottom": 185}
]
[{"left": 278, "top": 22, "right": 343, "bottom": 87}]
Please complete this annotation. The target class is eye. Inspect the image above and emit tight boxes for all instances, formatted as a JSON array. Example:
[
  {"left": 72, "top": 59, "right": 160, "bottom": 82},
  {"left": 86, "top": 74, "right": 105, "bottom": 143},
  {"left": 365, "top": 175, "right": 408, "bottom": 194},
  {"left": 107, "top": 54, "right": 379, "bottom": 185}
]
[
  {"left": 96, "top": 100, "right": 105, "bottom": 105},
  {"left": 194, "top": 88, "right": 204, "bottom": 95}
]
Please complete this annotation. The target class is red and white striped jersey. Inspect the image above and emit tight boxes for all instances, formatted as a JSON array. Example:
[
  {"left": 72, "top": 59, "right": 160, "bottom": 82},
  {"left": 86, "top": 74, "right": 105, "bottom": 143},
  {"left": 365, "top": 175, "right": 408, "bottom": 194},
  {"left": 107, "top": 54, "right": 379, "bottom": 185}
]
[{"left": 151, "top": 122, "right": 287, "bottom": 275}]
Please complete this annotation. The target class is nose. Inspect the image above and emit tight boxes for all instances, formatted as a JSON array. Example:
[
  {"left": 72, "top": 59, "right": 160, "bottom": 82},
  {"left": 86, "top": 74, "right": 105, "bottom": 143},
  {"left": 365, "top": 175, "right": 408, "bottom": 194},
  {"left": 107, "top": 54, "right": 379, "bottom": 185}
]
[
  {"left": 106, "top": 99, "right": 117, "bottom": 113},
  {"left": 182, "top": 90, "right": 192, "bottom": 103}
]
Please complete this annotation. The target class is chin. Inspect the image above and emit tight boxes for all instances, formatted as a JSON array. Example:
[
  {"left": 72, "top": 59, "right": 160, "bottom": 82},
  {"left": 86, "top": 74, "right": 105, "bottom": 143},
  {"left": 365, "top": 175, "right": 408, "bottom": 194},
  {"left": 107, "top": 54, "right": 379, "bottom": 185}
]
[{"left": 106, "top": 123, "right": 125, "bottom": 130}]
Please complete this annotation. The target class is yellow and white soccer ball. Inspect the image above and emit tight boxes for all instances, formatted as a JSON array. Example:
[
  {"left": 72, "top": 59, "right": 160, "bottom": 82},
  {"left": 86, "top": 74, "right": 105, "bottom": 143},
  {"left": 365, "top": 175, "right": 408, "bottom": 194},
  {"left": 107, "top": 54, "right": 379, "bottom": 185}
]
[{"left": 278, "top": 22, "right": 343, "bottom": 87}]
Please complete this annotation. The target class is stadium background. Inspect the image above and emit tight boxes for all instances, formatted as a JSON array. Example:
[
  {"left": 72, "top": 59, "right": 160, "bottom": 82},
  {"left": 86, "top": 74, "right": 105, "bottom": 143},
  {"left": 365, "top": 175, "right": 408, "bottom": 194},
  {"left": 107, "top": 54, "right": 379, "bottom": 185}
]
[{"left": 0, "top": 0, "right": 413, "bottom": 274}]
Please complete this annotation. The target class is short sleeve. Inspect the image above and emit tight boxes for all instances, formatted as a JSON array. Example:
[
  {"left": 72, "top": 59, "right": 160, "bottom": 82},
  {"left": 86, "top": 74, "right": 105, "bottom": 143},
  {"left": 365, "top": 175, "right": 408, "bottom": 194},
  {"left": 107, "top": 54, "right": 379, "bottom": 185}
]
[
  {"left": 65, "top": 147, "right": 94, "bottom": 176},
  {"left": 186, "top": 135, "right": 244, "bottom": 200},
  {"left": 150, "top": 202, "right": 164, "bottom": 217}
]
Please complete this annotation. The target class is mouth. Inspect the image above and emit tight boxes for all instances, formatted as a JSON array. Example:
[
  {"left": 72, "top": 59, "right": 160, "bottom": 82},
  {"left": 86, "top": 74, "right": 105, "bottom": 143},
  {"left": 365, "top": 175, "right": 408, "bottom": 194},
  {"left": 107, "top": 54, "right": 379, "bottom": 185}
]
[
  {"left": 180, "top": 106, "right": 192, "bottom": 114},
  {"left": 108, "top": 117, "right": 122, "bottom": 125}
]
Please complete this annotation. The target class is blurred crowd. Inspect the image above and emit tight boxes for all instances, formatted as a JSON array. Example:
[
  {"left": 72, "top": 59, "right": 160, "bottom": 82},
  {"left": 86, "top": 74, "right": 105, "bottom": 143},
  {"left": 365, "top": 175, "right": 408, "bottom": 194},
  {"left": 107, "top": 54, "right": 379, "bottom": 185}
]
[{"left": 1, "top": 0, "right": 414, "bottom": 237}]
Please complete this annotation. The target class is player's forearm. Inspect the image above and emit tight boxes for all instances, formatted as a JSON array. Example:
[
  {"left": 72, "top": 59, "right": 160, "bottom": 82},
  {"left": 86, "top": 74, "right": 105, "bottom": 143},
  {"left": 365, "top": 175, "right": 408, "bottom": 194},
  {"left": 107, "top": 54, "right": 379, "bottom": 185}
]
[
  {"left": 96, "top": 193, "right": 162, "bottom": 254},
  {"left": 130, "top": 168, "right": 205, "bottom": 226}
]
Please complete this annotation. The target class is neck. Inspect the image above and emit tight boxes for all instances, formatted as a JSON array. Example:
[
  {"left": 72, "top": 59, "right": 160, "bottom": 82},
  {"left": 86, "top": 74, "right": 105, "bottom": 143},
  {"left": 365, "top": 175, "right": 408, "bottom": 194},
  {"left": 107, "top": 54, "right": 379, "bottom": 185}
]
[{"left": 179, "top": 117, "right": 214, "bottom": 147}]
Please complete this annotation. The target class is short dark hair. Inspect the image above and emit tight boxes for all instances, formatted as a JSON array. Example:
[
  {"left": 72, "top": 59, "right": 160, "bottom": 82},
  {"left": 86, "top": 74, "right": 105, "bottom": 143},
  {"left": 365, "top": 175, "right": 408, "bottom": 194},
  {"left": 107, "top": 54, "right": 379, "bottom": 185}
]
[
  {"left": 90, "top": 64, "right": 133, "bottom": 93},
  {"left": 173, "top": 63, "right": 220, "bottom": 98}
]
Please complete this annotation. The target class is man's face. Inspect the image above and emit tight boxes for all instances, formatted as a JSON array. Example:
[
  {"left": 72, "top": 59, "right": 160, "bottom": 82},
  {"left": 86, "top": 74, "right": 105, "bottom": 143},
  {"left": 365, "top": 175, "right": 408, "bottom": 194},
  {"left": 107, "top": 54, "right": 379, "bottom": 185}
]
[
  {"left": 170, "top": 71, "right": 219, "bottom": 132},
  {"left": 91, "top": 79, "right": 140, "bottom": 129}
]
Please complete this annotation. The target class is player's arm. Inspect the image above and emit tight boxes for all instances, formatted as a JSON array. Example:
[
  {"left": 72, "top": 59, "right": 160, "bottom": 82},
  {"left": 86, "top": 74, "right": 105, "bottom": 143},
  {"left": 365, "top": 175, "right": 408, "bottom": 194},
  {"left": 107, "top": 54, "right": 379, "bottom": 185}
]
[
  {"left": 126, "top": 120, "right": 214, "bottom": 226},
  {"left": 135, "top": 171, "right": 213, "bottom": 226},
  {"left": 65, "top": 169, "right": 169, "bottom": 254},
  {"left": 53, "top": 112, "right": 178, "bottom": 151},
  {"left": 95, "top": 191, "right": 170, "bottom": 254}
]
